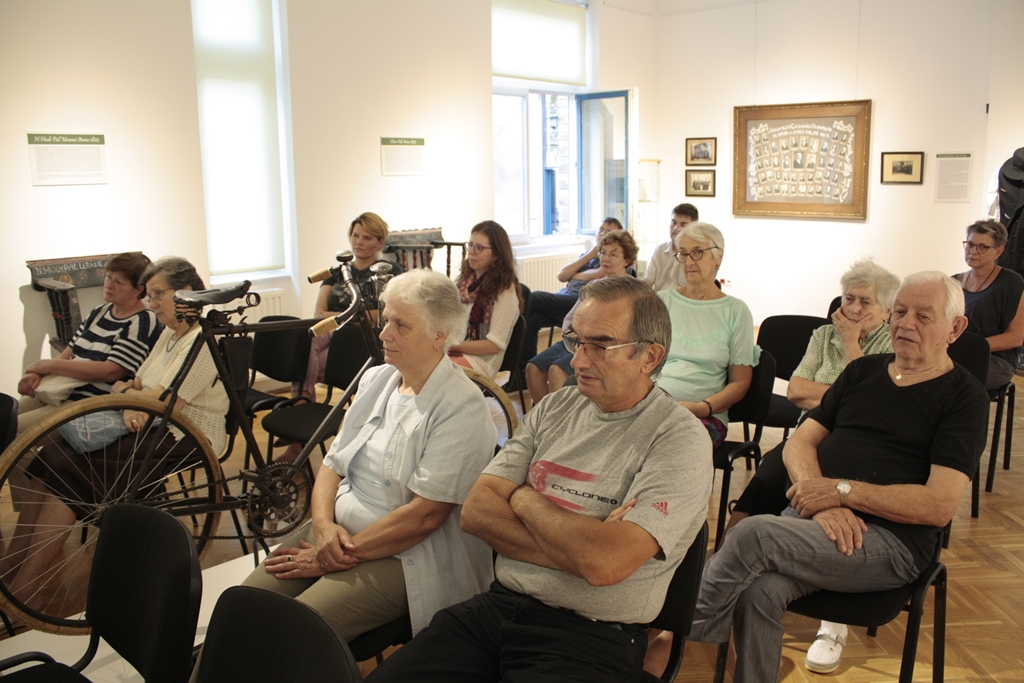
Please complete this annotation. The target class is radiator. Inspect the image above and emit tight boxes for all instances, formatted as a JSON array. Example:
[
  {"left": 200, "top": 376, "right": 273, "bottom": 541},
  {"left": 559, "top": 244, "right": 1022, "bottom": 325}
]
[
  {"left": 211, "top": 287, "right": 286, "bottom": 321},
  {"left": 516, "top": 251, "right": 578, "bottom": 294}
]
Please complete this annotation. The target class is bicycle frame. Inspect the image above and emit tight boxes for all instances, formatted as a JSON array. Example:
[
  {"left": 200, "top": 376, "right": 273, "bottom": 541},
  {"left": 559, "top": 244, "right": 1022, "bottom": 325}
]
[{"left": 124, "top": 259, "right": 383, "bottom": 522}]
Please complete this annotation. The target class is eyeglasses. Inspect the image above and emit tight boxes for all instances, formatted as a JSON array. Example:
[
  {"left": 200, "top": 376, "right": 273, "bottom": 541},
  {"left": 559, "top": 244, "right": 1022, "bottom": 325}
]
[
  {"left": 963, "top": 241, "right": 992, "bottom": 254},
  {"left": 674, "top": 246, "right": 717, "bottom": 263},
  {"left": 146, "top": 287, "right": 172, "bottom": 302},
  {"left": 562, "top": 331, "right": 646, "bottom": 360},
  {"left": 464, "top": 242, "right": 493, "bottom": 255}
]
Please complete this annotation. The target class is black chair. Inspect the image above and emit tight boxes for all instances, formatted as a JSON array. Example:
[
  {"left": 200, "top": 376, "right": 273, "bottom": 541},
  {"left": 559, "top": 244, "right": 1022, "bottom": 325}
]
[
  {"left": 498, "top": 284, "right": 530, "bottom": 406},
  {"left": 0, "top": 504, "right": 202, "bottom": 683},
  {"left": 713, "top": 351, "right": 776, "bottom": 551},
  {"left": 194, "top": 586, "right": 362, "bottom": 683},
  {"left": 242, "top": 314, "right": 312, "bottom": 424},
  {"left": 713, "top": 526, "right": 949, "bottom": 683},
  {"left": 0, "top": 393, "right": 17, "bottom": 635},
  {"left": 947, "top": 331, "right": 993, "bottom": 518},
  {"left": 986, "top": 380, "right": 1015, "bottom": 490},
  {"left": 827, "top": 296, "right": 842, "bottom": 318},
  {"left": 748, "top": 315, "right": 830, "bottom": 442},
  {"left": 262, "top": 322, "right": 371, "bottom": 461},
  {"left": 641, "top": 522, "right": 710, "bottom": 683},
  {"left": 348, "top": 614, "right": 413, "bottom": 664},
  {"left": 0, "top": 393, "right": 16, "bottom": 450},
  {"left": 500, "top": 316, "right": 528, "bottom": 407}
]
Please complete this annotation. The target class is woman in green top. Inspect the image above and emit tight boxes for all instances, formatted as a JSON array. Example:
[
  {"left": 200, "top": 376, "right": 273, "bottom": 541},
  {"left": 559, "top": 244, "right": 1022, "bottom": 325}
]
[{"left": 656, "top": 222, "right": 758, "bottom": 448}]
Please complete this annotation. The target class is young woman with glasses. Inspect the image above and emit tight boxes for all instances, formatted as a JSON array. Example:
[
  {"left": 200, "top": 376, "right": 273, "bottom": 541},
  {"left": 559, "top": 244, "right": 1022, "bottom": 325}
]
[{"left": 448, "top": 221, "right": 523, "bottom": 379}]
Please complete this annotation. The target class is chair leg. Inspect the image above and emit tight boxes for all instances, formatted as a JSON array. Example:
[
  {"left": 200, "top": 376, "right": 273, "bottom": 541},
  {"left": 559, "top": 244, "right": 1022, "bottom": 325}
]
[
  {"left": 713, "top": 641, "right": 729, "bottom": 683},
  {"left": 1003, "top": 382, "right": 1014, "bottom": 470},
  {"left": 933, "top": 567, "right": 947, "bottom": 683},
  {"left": 972, "top": 460, "right": 980, "bottom": 518},
  {"left": 714, "top": 467, "right": 733, "bottom": 552},
  {"left": 987, "top": 390, "right": 1005, "bottom": 493}
]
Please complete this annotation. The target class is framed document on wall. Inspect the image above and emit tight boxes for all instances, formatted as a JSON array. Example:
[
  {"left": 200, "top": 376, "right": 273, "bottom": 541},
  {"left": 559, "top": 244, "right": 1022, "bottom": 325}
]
[{"left": 733, "top": 100, "right": 871, "bottom": 219}]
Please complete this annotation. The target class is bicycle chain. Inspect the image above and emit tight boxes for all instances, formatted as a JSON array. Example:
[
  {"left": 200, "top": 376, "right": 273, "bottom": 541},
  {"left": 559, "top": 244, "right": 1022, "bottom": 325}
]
[{"left": 147, "top": 468, "right": 307, "bottom": 542}]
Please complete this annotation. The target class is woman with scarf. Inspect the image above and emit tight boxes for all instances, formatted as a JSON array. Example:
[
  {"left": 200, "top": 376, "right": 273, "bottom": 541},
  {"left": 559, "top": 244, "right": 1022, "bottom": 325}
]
[{"left": 448, "top": 221, "right": 523, "bottom": 379}]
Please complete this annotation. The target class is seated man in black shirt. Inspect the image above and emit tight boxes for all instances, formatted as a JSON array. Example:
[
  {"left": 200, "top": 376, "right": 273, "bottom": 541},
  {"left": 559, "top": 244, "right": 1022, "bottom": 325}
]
[{"left": 689, "top": 271, "right": 989, "bottom": 683}]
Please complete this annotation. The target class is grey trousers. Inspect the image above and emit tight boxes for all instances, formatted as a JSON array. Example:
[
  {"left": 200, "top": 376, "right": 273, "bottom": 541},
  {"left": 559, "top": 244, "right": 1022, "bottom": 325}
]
[{"left": 689, "top": 509, "right": 920, "bottom": 683}]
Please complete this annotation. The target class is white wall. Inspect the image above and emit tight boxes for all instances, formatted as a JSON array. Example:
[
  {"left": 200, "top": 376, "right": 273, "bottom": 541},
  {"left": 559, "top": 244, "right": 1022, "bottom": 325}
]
[
  {"left": 0, "top": 0, "right": 207, "bottom": 395},
  {"left": 651, "top": 0, "right": 1023, "bottom": 323},
  {"left": 286, "top": 0, "right": 494, "bottom": 316}
]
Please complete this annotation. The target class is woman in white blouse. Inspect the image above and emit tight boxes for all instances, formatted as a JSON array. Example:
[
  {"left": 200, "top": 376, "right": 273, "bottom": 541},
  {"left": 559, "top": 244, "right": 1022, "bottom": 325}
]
[
  {"left": 448, "top": 221, "right": 523, "bottom": 379},
  {"left": 241, "top": 269, "right": 497, "bottom": 641}
]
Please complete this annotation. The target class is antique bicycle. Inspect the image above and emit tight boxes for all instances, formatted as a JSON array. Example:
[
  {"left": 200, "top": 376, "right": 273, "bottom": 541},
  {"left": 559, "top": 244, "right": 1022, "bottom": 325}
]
[{"left": 0, "top": 253, "right": 517, "bottom": 634}]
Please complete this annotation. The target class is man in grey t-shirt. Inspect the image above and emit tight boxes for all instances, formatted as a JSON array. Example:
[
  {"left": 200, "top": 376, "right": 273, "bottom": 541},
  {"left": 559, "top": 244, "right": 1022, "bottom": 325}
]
[{"left": 368, "top": 277, "right": 713, "bottom": 683}]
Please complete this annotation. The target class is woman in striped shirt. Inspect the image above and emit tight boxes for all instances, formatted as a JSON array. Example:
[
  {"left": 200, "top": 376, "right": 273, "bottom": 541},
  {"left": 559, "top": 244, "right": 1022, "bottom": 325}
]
[{"left": 16, "top": 252, "right": 161, "bottom": 433}]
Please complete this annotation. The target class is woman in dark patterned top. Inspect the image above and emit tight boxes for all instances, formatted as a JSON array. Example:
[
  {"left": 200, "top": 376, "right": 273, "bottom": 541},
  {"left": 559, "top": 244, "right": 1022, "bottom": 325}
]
[
  {"left": 15, "top": 252, "right": 161, "bottom": 434},
  {"left": 955, "top": 219, "right": 1024, "bottom": 390}
]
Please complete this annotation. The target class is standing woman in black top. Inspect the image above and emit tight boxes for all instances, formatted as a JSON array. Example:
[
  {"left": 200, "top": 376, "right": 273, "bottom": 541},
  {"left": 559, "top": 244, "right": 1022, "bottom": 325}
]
[{"left": 956, "top": 219, "right": 1024, "bottom": 390}]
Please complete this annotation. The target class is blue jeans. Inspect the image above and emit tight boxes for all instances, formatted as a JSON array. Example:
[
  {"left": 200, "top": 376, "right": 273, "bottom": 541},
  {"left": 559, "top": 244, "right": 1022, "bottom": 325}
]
[
  {"left": 366, "top": 581, "right": 648, "bottom": 683},
  {"left": 689, "top": 509, "right": 920, "bottom": 683}
]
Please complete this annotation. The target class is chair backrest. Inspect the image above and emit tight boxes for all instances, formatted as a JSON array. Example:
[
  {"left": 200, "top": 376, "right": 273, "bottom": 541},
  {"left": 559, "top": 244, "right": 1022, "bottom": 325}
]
[
  {"left": 195, "top": 585, "right": 363, "bottom": 683},
  {"left": 251, "top": 315, "right": 311, "bottom": 384},
  {"left": 647, "top": 521, "right": 710, "bottom": 681},
  {"left": 384, "top": 227, "right": 445, "bottom": 271},
  {"left": 87, "top": 503, "right": 202, "bottom": 683},
  {"left": 948, "top": 330, "right": 990, "bottom": 387},
  {"left": 499, "top": 315, "right": 527, "bottom": 375},
  {"left": 756, "top": 315, "right": 830, "bottom": 380},
  {"left": 519, "top": 282, "right": 532, "bottom": 319},
  {"left": 826, "top": 296, "right": 842, "bottom": 318},
  {"left": 0, "top": 392, "right": 17, "bottom": 450},
  {"left": 727, "top": 351, "right": 776, "bottom": 425},
  {"left": 324, "top": 322, "right": 374, "bottom": 392}
]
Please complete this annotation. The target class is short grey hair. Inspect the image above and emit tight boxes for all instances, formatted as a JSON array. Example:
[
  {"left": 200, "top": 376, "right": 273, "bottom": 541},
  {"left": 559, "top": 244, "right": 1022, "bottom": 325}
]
[
  {"left": 898, "top": 271, "right": 965, "bottom": 324},
  {"left": 966, "top": 219, "right": 1008, "bottom": 248},
  {"left": 379, "top": 269, "right": 468, "bottom": 351},
  {"left": 577, "top": 276, "right": 671, "bottom": 378},
  {"left": 676, "top": 221, "right": 725, "bottom": 255},
  {"left": 839, "top": 258, "right": 901, "bottom": 311},
  {"left": 141, "top": 256, "right": 205, "bottom": 292}
]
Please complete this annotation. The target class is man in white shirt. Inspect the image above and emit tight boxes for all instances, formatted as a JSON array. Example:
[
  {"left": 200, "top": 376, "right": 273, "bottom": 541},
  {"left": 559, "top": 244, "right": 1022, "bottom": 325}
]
[{"left": 644, "top": 203, "right": 699, "bottom": 292}]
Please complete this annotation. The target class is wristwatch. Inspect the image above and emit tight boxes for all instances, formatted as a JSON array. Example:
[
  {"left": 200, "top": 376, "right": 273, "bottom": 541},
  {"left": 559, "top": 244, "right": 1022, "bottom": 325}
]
[{"left": 836, "top": 479, "right": 851, "bottom": 507}]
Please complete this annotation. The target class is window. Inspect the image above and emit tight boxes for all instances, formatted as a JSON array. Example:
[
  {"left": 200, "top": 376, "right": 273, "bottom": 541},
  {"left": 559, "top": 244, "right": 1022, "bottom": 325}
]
[
  {"left": 491, "top": 1, "right": 631, "bottom": 240},
  {"left": 192, "top": 0, "right": 292, "bottom": 277}
]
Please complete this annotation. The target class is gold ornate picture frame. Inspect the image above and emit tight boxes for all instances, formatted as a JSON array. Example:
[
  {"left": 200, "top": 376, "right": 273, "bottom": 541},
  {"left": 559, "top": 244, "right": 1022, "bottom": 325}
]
[{"left": 733, "top": 100, "right": 871, "bottom": 219}]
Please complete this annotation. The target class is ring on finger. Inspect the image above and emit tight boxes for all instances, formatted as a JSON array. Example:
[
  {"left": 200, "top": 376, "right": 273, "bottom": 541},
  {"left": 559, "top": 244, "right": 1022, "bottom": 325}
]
[{"left": 288, "top": 555, "right": 292, "bottom": 562}]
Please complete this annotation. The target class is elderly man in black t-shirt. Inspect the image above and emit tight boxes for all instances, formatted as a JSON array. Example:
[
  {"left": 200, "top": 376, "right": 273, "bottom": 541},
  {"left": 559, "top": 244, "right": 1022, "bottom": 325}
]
[{"left": 689, "top": 271, "right": 989, "bottom": 683}]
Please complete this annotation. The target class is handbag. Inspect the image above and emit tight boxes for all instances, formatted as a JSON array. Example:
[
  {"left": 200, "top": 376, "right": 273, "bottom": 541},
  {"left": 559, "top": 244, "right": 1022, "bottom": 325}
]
[
  {"left": 33, "top": 373, "right": 87, "bottom": 406},
  {"left": 57, "top": 410, "right": 130, "bottom": 455}
]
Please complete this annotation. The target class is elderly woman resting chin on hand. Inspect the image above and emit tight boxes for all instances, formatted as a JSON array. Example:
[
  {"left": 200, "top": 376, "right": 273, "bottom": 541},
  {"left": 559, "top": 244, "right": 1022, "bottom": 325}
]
[{"left": 239, "top": 269, "right": 498, "bottom": 643}]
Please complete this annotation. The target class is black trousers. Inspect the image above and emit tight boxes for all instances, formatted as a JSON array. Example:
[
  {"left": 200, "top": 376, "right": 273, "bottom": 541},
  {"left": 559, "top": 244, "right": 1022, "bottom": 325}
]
[{"left": 366, "top": 581, "right": 648, "bottom": 683}]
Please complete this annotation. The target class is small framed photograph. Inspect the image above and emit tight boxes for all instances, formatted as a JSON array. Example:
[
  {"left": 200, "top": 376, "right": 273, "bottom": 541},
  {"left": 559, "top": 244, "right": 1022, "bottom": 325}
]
[
  {"left": 686, "top": 137, "right": 717, "bottom": 166},
  {"left": 880, "top": 152, "right": 924, "bottom": 184},
  {"left": 685, "top": 169, "right": 716, "bottom": 197}
]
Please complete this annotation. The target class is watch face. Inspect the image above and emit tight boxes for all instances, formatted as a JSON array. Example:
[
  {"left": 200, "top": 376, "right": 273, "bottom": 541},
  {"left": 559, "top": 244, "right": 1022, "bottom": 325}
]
[{"left": 838, "top": 481, "right": 851, "bottom": 494}]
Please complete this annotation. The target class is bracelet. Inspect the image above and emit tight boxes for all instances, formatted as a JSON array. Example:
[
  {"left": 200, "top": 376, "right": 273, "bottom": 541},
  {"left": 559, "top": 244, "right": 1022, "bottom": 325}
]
[{"left": 703, "top": 399, "right": 714, "bottom": 418}]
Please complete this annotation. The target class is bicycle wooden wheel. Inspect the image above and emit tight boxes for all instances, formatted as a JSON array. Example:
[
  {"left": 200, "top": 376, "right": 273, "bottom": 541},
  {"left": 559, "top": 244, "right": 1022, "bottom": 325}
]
[
  {"left": 461, "top": 368, "right": 518, "bottom": 450},
  {"left": 0, "top": 394, "right": 222, "bottom": 634}
]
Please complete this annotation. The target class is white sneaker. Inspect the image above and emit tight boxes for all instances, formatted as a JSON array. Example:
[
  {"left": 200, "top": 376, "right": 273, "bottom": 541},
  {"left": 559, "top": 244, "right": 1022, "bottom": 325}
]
[{"left": 804, "top": 622, "right": 848, "bottom": 674}]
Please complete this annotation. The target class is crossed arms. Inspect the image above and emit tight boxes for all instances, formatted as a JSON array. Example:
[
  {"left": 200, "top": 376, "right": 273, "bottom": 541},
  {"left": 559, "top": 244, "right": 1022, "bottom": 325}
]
[{"left": 460, "top": 474, "right": 660, "bottom": 587}]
